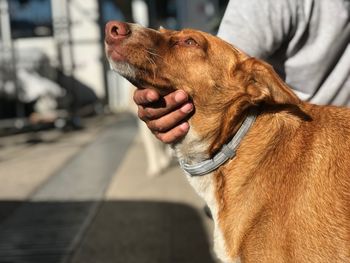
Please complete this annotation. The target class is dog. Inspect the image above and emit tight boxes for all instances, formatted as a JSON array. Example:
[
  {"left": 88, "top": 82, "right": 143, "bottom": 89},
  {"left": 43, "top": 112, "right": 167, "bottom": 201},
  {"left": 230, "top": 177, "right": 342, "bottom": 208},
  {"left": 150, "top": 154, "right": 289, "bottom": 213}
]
[{"left": 105, "top": 21, "right": 350, "bottom": 263}]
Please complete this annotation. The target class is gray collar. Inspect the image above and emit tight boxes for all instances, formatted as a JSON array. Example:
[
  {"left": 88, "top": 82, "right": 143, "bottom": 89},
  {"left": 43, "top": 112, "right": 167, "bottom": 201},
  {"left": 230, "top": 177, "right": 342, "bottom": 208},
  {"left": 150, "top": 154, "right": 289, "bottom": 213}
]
[{"left": 179, "top": 108, "right": 258, "bottom": 176}]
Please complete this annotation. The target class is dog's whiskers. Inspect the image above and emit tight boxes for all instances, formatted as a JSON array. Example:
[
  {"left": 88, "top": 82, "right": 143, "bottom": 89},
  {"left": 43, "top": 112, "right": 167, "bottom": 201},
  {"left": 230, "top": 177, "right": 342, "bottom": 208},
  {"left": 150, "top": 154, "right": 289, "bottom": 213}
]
[
  {"left": 145, "top": 52, "right": 157, "bottom": 81},
  {"left": 146, "top": 49, "right": 172, "bottom": 68},
  {"left": 147, "top": 49, "right": 163, "bottom": 59}
]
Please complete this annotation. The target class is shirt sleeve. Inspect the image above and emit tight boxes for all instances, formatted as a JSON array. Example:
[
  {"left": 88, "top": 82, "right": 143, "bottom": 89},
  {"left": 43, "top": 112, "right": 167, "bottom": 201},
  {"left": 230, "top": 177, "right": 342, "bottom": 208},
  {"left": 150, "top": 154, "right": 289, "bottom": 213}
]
[{"left": 217, "top": 0, "right": 299, "bottom": 59}]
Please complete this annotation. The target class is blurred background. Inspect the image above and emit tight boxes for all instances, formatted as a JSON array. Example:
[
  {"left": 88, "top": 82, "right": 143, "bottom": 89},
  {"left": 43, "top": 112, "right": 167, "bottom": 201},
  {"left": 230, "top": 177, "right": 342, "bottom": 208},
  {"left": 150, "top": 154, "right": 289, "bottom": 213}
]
[
  {"left": 0, "top": 0, "right": 228, "bottom": 262},
  {"left": 0, "top": 0, "right": 228, "bottom": 131}
]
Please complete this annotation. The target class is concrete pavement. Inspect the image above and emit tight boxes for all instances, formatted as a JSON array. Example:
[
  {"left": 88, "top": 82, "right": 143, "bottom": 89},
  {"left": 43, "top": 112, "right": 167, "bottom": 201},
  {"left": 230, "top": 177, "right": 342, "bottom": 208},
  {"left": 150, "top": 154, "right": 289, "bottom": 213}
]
[
  {"left": 0, "top": 112, "right": 219, "bottom": 263},
  {"left": 71, "top": 134, "right": 218, "bottom": 263}
]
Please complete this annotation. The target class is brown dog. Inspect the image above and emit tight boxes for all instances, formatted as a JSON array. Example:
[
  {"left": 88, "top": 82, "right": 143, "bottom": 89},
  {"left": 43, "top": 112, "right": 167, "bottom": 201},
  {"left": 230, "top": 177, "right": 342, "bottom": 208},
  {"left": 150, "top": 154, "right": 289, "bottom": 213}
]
[{"left": 105, "top": 21, "right": 350, "bottom": 263}]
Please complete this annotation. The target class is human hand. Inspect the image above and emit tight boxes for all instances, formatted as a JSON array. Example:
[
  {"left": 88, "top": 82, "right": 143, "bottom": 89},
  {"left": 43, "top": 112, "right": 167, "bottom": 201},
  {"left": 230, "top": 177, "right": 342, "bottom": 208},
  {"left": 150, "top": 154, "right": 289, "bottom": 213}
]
[{"left": 133, "top": 88, "right": 193, "bottom": 143}]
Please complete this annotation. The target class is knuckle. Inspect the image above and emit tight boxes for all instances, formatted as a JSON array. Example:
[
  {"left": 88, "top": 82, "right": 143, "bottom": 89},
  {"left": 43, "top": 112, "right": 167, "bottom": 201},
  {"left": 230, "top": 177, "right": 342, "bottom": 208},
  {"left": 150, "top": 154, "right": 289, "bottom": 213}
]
[
  {"left": 155, "top": 132, "right": 171, "bottom": 144},
  {"left": 167, "top": 96, "right": 181, "bottom": 108},
  {"left": 137, "top": 106, "right": 148, "bottom": 121},
  {"left": 146, "top": 120, "right": 158, "bottom": 132},
  {"left": 154, "top": 132, "right": 162, "bottom": 140},
  {"left": 172, "top": 110, "right": 186, "bottom": 123},
  {"left": 169, "top": 107, "right": 189, "bottom": 122},
  {"left": 143, "top": 108, "right": 155, "bottom": 120},
  {"left": 156, "top": 124, "right": 166, "bottom": 132},
  {"left": 147, "top": 120, "right": 165, "bottom": 132},
  {"left": 164, "top": 135, "right": 175, "bottom": 144},
  {"left": 138, "top": 106, "right": 160, "bottom": 122},
  {"left": 133, "top": 89, "right": 142, "bottom": 104},
  {"left": 139, "top": 106, "right": 163, "bottom": 121},
  {"left": 168, "top": 126, "right": 187, "bottom": 143}
]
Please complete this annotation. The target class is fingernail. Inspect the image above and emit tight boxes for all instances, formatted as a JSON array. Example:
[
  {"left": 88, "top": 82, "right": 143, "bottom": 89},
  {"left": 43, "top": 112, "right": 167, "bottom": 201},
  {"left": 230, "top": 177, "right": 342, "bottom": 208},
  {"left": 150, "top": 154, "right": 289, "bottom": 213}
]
[
  {"left": 146, "top": 91, "right": 158, "bottom": 102},
  {"left": 179, "top": 122, "right": 190, "bottom": 131},
  {"left": 180, "top": 103, "right": 193, "bottom": 113},
  {"left": 174, "top": 91, "right": 187, "bottom": 103}
]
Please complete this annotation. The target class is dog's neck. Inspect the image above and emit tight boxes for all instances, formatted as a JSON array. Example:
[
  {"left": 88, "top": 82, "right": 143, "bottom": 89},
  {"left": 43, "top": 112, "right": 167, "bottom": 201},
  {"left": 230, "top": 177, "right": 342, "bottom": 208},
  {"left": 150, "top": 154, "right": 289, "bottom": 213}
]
[
  {"left": 172, "top": 128, "right": 210, "bottom": 166},
  {"left": 173, "top": 108, "right": 258, "bottom": 176}
]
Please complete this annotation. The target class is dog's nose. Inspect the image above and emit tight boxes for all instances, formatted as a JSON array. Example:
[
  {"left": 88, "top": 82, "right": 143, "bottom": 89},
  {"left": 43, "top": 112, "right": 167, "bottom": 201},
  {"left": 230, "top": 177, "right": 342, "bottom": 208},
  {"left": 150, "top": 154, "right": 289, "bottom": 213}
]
[{"left": 105, "top": 21, "right": 130, "bottom": 43}]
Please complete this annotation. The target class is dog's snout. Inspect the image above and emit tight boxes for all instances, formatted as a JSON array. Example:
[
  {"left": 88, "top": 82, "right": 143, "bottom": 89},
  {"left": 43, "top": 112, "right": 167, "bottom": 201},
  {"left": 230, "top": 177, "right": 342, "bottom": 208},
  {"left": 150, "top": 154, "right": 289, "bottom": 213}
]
[
  {"left": 110, "top": 22, "right": 130, "bottom": 36},
  {"left": 105, "top": 21, "right": 130, "bottom": 43}
]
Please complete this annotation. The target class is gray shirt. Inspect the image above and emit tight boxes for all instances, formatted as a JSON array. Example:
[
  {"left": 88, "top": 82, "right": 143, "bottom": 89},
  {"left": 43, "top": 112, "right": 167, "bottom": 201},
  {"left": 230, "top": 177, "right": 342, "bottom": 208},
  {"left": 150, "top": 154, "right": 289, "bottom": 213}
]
[{"left": 218, "top": 0, "right": 350, "bottom": 106}]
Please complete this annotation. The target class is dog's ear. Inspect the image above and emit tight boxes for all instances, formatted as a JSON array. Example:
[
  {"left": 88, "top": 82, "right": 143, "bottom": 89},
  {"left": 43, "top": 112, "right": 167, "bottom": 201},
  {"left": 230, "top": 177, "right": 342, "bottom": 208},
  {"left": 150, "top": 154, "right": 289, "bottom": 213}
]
[{"left": 239, "top": 58, "right": 300, "bottom": 105}]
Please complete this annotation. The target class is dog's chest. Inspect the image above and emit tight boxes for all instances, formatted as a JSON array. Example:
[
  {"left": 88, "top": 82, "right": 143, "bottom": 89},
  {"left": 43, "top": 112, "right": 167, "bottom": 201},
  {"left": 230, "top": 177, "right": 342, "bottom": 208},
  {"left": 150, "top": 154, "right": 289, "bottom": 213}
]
[
  {"left": 185, "top": 172, "right": 238, "bottom": 263},
  {"left": 174, "top": 129, "right": 235, "bottom": 262}
]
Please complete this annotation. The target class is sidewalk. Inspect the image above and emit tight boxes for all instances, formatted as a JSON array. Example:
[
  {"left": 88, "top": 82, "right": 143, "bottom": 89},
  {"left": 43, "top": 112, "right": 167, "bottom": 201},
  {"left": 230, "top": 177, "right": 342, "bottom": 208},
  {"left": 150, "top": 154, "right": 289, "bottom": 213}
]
[
  {"left": 0, "top": 113, "right": 219, "bottom": 263},
  {"left": 71, "top": 135, "right": 218, "bottom": 263}
]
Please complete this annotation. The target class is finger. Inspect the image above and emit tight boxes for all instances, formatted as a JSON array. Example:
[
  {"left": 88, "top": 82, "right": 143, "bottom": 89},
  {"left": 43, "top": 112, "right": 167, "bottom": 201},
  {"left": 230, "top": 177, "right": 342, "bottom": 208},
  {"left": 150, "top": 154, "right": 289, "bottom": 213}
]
[
  {"left": 145, "top": 102, "right": 193, "bottom": 132},
  {"left": 139, "top": 90, "right": 191, "bottom": 120},
  {"left": 154, "top": 122, "right": 190, "bottom": 144},
  {"left": 133, "top": 88, "right": 159, "bottom": 105}
]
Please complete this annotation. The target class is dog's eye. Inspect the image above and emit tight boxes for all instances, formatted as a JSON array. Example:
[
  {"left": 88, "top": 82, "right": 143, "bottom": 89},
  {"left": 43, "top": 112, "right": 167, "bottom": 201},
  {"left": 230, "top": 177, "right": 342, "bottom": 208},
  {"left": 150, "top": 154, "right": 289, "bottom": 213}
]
[{"left": 185, "top": 38, "right": 198, "bottom": 46}]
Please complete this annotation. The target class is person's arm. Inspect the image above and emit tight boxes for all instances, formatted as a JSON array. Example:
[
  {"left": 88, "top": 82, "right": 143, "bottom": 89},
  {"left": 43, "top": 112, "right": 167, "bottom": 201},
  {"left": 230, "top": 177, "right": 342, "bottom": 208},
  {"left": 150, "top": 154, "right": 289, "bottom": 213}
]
[
  {"left": 218, "top": 0, "right": 297, "bottom": 59},
  {"left": 133, "top": 0, "right": 297, "bottom": 144}
]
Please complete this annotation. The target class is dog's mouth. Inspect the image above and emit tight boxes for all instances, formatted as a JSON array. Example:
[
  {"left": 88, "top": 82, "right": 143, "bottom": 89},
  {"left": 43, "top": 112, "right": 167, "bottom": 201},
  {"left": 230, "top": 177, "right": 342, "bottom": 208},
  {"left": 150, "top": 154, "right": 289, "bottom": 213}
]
[{"left": 105, "top": 45, "right": 126, "bottom": 62}]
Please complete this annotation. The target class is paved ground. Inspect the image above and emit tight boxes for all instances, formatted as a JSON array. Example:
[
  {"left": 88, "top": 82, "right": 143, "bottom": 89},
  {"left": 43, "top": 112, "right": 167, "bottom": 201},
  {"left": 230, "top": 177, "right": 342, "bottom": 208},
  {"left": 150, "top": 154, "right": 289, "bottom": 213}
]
[{"left": 0, "top": 112, "right": 219, "bottom": 263}]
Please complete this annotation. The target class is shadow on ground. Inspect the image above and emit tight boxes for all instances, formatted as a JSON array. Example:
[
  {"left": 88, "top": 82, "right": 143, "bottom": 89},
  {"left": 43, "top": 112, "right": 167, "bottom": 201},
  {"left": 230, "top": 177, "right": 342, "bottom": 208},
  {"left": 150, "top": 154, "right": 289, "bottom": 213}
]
[{"left": 0, "top": 201, "right": 217, "bottom": 263}]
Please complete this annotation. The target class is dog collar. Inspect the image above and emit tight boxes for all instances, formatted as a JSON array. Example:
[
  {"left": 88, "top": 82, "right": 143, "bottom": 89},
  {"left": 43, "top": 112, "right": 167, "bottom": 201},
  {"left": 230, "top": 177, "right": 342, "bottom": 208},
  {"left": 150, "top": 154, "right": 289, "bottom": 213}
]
[{"left": 179, "top": 108, "right": 258, "bottom": 177}]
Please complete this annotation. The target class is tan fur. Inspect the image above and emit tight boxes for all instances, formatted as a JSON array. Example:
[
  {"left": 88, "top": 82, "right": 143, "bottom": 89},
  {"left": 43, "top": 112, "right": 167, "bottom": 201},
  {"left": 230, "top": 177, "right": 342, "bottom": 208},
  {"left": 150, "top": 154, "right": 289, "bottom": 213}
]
[{"left": 105, "top": 21, "right": 350, "bottom": 262}]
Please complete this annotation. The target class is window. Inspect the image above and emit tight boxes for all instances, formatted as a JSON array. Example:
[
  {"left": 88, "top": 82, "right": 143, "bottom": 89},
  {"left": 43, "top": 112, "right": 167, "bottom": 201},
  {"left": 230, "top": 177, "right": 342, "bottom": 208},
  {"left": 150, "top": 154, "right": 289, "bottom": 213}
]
[{"left": 9, "top": 0, "right": 53, "bottom": 38}]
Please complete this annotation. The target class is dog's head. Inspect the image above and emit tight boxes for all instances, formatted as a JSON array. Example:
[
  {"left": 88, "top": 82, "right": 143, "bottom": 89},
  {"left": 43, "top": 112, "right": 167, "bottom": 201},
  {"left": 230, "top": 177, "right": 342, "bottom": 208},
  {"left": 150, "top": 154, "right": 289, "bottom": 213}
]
[{"left": 105, "top": 21, "right": 300, "bottom": 151}]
